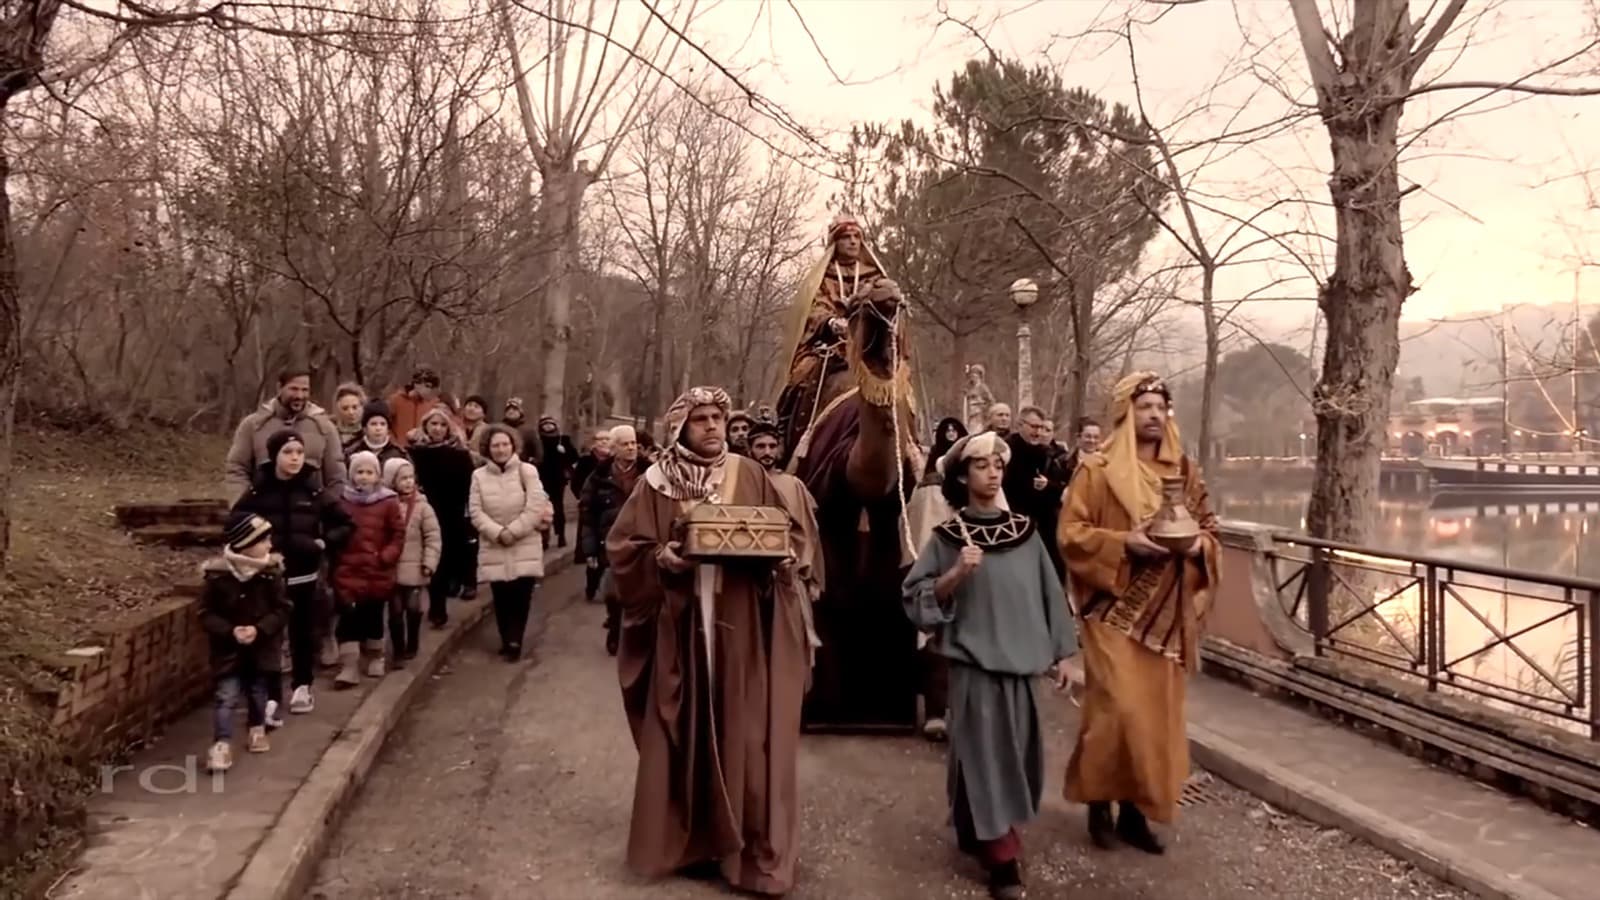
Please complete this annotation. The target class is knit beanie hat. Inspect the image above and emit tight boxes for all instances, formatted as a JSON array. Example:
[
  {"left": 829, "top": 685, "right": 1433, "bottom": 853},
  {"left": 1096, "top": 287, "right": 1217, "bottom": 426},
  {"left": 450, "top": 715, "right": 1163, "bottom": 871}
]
[
  {"left": 224, "top": 511, "right": 273, "bottom": 553},
  {"left": 361, "top": 399, "right": 391, "bottom": 428},
  {"left": 463, "top": 394, "right": 488, "bottom": 411},
  {"left": 382, "top": 458, "right": 415, "bottom": 490},
  {"left": 266, "top": 429, "right": 305, "bottom": 463},
  {"left": 348, "top": 450, "right": 383, "bottom": 482},
  {"left": 504, "top": 397, "right": 525, "bottom": 415}
]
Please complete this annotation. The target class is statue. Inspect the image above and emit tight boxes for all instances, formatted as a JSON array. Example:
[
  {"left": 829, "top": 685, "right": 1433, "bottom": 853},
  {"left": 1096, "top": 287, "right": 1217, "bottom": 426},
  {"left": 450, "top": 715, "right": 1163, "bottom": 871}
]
[
  {"left": 772, "top": 213, "right": 921, "bottom": 734},
  {"left": 964, "top": 364, "right": 994, "bottom": 434}
]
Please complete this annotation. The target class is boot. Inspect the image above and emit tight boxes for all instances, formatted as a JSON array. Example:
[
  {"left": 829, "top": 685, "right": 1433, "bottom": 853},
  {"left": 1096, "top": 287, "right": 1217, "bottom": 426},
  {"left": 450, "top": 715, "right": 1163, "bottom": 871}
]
[
  {"left": 319, "top": 635, "right": 340, "bottom": 668},
  {"left": 1116, "top": 802, "right": 1165, "bottom": 855},
  {"left": 387, "top": 612, "right": 407, "bottom": 669},
  {"left": 987, "top": 859, "right": 1024, "bottom": 900},
  {"left": 363, "top": 639, "right": 386, "bottom": 677},
  {"left": 1087, "top": 802, "right": 1116, "bottom": 850},
  {"left": 334, "top": 642, "right": 361, "bottom": 688},
  {"left": 405, "top": 610, "right": 423, "bottom": 659}
]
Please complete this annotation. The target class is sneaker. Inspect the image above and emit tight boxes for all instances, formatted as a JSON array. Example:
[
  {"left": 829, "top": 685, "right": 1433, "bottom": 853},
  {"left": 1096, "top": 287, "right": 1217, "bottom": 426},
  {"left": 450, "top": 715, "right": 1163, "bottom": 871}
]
[
  {"left": 365, "top": 656, "right": 386, "bottom": 677},
  {"left": 264, "top": 700, "right": 284, "bottom": 730},
  {"left": 319, "top": 636, "right": 340, "bottom": 668},
  {"left": 922, "top": 717, "right": 948, "bottom": 742},
  {"left": 289, "top": 685, "right": 315, "bottom": 714},
  {"left": 247, "top": 726, "right": 270, "bottom": 754},
  {"left": 206, "top": 741, "right": 233, "bottom": 773}
]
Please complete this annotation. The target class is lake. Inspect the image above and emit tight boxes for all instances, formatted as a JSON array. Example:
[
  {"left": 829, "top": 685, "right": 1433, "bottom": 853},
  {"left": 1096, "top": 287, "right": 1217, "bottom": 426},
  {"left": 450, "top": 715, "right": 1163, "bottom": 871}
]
[{"left": 1213, "top": 486, "right": 1598, "bottom": 580}]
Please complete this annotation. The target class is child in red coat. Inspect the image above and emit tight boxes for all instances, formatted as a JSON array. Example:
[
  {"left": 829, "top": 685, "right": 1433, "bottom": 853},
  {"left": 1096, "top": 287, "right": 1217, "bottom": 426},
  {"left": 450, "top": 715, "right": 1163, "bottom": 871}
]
[{"left": 333, "top": 450, "right": 405, "bottom": 685}]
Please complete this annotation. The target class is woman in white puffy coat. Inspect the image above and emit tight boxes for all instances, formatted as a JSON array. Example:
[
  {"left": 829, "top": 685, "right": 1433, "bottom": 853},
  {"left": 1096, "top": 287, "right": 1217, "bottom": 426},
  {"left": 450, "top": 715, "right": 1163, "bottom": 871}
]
[{"left": 469, "top": 424, "right": 553, "bottom": 660}]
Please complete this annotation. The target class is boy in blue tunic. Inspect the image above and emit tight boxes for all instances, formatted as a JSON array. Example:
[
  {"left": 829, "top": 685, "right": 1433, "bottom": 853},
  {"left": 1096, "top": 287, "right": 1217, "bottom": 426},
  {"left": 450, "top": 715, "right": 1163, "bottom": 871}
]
[{"left": 903, "top": 431, "right": 1078, "bottom": 899}]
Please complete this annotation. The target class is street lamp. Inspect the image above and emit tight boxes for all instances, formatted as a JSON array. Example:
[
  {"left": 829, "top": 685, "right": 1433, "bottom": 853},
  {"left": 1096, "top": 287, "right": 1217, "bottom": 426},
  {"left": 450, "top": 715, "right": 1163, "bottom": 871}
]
[
  {"left": 1298, "top": 432, "right": 1308, "bottom": 462},
  {"left": 1010, "top": 278, "right": 1039, "bottom": 408}
]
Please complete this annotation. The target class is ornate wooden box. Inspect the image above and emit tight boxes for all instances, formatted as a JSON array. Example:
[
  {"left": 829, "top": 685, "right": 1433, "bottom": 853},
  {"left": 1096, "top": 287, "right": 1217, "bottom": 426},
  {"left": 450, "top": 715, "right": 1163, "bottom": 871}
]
[{"left": 682, "top": 504, "right": 790, "bottom": 560}]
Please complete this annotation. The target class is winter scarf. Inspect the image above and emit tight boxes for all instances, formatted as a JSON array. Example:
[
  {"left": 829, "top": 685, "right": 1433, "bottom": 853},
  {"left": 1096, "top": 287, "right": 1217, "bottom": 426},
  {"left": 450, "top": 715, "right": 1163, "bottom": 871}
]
[{"left": 221, "top": 547, "right": 282, "bottom": 582}]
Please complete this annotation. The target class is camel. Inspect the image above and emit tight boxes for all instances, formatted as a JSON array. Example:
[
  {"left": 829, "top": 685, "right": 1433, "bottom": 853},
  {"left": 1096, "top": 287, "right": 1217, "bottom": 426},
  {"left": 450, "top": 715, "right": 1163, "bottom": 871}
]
[{"left": 783, "top": 276, "right": 922, "bottom": 733}]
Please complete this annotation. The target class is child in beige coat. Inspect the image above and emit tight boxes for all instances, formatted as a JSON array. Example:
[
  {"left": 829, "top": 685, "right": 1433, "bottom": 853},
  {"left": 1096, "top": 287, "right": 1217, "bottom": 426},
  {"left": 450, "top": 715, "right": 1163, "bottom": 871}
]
[{"left": 383, "top": 459, "right": 441, "bottom": 666}]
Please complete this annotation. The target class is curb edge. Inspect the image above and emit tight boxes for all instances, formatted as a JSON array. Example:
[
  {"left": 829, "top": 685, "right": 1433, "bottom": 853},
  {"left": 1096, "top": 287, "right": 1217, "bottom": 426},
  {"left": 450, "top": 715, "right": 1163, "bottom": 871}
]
[{"left": 224, "top": 548, "right": 574, "bottom": 900}]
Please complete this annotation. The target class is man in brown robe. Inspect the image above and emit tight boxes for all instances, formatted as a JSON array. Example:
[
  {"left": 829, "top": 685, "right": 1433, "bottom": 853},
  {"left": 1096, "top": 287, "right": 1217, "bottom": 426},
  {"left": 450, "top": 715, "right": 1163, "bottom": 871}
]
[
  {"left": 1058, "top": 371, "right": 1220, "bottom": 855},
  {"left": 746, "top": 407, "right": 824, "bottom": 666},
  {"left": 606, "top": 386, "right": 811, "bottom": 896}
]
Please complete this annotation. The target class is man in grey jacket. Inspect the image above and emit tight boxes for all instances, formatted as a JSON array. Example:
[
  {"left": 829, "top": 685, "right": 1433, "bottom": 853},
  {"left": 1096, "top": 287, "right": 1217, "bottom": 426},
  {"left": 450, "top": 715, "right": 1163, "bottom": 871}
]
[{"left": 224, "top": 369, "right": 348, "bottom": 502}]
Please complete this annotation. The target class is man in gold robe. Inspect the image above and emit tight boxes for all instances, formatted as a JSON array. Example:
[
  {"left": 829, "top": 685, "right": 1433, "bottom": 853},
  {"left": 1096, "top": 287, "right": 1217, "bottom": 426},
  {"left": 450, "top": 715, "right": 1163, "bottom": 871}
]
[
  {"left": 772, "top": 213, "right": 897, "bottom": 454},
  {"left": 606, "top": 386, "right": 811, "bottom": 895},
  {"left": 1058, "top": 371, "right": 1220, "bottom": 854}
]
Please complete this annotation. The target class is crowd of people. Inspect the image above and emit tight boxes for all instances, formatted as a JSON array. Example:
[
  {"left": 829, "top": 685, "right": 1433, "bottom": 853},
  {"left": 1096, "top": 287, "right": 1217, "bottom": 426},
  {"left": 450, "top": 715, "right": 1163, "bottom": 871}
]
[
  {"left": 205, "top": 365, "right": 575, "bottom": 773},
  {"left": 200, "top": 360, "right": 1216, "bottom": 900}
]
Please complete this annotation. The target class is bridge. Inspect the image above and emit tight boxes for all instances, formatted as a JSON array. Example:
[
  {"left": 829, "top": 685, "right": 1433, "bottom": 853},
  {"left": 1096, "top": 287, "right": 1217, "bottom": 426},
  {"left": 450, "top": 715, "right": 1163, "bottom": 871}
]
[{"left": 43, "top": 518, "right": 1600, "bottom": 900}]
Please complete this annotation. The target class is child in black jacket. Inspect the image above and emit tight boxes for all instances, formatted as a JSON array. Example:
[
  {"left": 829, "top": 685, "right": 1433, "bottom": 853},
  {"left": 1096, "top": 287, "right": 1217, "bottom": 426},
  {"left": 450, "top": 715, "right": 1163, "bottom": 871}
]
[{"left": 201, "top": 512, "right": 292, "bottom": 773}]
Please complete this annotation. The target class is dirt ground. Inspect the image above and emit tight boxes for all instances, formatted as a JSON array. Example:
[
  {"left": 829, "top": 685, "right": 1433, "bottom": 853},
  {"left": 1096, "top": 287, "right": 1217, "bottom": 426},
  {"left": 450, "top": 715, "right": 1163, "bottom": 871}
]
[
  {"left": 311, "top": 567, "right": 1465, "bottom": 900},
  {"left": 0, "top": 425, "right": 228, "bottom": 894}
]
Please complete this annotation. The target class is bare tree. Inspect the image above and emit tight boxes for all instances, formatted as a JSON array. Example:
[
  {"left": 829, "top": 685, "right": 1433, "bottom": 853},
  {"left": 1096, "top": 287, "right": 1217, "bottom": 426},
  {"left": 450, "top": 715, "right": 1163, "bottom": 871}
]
[
  {"left": 496, "top": 0, "right": 696, "bottom": 422},
  {"left": 1287, "top": 0, "right": 1600, "bottom": 542}
]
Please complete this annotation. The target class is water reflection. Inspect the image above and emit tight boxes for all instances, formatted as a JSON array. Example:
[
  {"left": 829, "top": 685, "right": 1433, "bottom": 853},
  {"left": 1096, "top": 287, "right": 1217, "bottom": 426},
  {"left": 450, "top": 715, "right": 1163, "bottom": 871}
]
[
  {"left": 1215, "top": 489, "right": 1598, "bottom": 579},
  {"left": 1215, "top": 487, "right": 1596, "bottom": 731}
]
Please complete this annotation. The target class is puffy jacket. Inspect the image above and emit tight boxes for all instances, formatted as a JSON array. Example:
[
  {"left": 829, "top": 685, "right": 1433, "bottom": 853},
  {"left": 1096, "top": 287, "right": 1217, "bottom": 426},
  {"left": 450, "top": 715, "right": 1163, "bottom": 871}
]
[
  {"left": 470, "top": 459, "right": 550, "bottom": 582},
  {"left": 333, "top": 492, "right": 405, "bottom": 602},
  {"left": 225, "top": 399, "right": 347, "bottom": 501},
  {"left": 199, "top": 556, "right": 291, "bottom": 672},
  {"left": 233, "top": 465, "right": 353, "bottom": 578},
  {"left": 396, "top": 494, "right": 442, "bottom": 587},
  {"left": 577, "top": 458, "right": 639, "bottom": 565},
  {"left": 409, "top": 439, "right": 475, "bottom": 529}
]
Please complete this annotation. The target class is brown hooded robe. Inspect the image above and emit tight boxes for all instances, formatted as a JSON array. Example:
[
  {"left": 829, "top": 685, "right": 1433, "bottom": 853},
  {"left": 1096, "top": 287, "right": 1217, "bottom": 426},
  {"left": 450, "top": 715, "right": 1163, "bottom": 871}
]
[{"left": 607, "top": 453, "right": 811, "bottom": 895}]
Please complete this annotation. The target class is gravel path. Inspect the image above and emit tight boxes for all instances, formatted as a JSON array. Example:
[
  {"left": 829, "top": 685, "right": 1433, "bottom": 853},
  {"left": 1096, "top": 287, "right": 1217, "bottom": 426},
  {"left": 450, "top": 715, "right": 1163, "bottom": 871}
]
[{"left": 309, "top": 566, "right": 1465, "bottom": 899}]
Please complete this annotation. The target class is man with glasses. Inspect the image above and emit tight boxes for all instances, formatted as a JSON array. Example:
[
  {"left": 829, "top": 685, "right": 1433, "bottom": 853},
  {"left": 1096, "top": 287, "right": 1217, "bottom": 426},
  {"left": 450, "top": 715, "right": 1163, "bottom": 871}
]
[{"left": 1002, "top": 406, "right": 1070, "bottom": 580}]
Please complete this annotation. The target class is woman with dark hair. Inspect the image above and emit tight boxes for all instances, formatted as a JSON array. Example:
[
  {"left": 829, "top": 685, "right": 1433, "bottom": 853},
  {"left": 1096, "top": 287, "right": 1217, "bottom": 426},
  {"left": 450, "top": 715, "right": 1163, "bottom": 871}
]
[
  {"left": 469, "top": 424, "right": 553, "bottom": 660},
  {"left": 926, "top": 416, "right": 968, "bottom": 477}
]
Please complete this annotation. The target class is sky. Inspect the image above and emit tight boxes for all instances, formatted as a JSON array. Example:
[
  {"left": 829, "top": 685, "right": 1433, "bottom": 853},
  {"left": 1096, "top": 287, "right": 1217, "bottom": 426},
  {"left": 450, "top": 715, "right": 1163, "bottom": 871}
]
[{"left": 679, "top": 0, "right": 1600, "bottom": 333}]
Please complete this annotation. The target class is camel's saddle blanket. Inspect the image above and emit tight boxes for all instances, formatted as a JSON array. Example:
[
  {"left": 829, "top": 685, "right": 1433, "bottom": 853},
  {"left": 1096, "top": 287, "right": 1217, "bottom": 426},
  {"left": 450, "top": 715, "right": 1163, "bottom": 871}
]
[{"left": 682, "top": 504, "right": 790, "bottom": 561}]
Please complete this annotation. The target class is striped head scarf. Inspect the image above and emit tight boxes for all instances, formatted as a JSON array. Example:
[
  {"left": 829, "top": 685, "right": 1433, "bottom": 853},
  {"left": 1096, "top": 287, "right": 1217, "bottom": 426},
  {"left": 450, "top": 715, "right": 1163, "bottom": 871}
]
[{"left": 655, "top": 386, "right": 732, "bottom": 501}]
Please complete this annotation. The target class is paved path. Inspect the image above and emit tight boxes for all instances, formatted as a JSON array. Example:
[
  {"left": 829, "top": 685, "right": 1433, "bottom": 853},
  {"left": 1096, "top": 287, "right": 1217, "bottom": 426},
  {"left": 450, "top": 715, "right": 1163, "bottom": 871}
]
[
  {"left": 309, "top": 574, "right": 1466, "bottom": 900},
  {"left": 52, "top": 544, "right": 572, "bottom": 900},
  {"left": 1186, "top": 675, "right": 1600, "bottom": 899}
]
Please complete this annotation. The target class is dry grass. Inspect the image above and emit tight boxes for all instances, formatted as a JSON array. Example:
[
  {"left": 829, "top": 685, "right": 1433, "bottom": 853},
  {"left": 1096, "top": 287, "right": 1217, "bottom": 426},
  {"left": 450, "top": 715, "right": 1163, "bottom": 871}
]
[{"left": 0, "top": 423, "right": 229, "bottom": 895}]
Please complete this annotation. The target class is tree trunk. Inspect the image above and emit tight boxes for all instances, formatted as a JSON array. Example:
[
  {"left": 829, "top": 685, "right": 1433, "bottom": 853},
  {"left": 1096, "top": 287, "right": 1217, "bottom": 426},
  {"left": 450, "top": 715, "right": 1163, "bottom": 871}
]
[
  {"left": 537, "top": 165, "right": 589, "bottom": 423},
  {"left": 1302, "top": 2, "right": 1413, "bottom": 545},
  {"left": 1197, "top": 265, "right": 1219, "bottom": 469},
  {"left": 1068, "top": 278, "right": 1093, "bottom": 426},
  {"left": 0, "top": 133, "right": 20, "bottom": 565}
]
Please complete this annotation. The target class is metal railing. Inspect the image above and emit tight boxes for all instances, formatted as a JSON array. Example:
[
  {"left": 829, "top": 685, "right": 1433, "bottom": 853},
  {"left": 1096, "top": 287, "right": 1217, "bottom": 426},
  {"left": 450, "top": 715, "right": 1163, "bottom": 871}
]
[{"left": 1265, "top": 533, "right": 1600, "bottom": 740}]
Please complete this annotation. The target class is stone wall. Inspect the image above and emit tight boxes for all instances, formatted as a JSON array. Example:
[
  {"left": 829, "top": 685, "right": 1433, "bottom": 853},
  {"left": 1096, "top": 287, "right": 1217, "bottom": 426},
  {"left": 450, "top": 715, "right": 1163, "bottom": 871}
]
[{"left": 34, "top": 583, "right": 211, "bottom": 762}]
